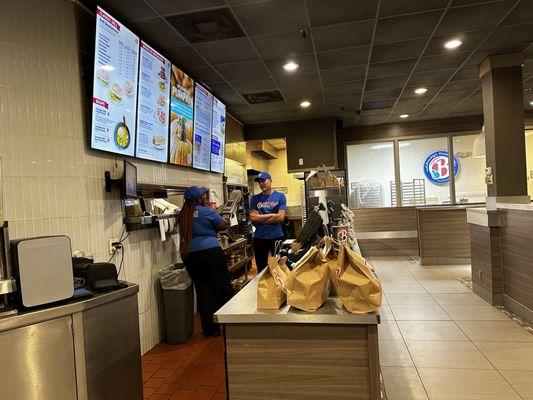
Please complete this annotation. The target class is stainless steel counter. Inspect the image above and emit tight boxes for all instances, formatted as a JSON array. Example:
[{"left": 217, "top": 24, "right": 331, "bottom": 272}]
[
  {"left": 215, "top": 270, "right": 380, "bottom": 325},
  {"left": 0, "top": 285, "right": 142, "bottom": 400}
]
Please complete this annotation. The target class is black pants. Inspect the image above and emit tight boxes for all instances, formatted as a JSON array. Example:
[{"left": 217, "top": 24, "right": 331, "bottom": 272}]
[
  {"left": 253, "top": 237, "right": 284, "bottom": 273},
  {"left": 185, "top": 247, "right": 234, "bottom": 336}
]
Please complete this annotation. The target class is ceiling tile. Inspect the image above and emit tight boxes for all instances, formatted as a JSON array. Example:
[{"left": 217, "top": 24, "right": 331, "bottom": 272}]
[
  {"left": 409, "top": 69, "right": 456, "bottom": 85},
  {"left": 451, "top": 66, "right": 480, "bottom": 81},
  {"left": 231, "top": 0, "right": 307, "bottom": 36},
  {"left": 402, "top": 83, "right": 443, "bottom": 98},
  {"left": 149, "top": 0, "right": 226, "bottom": 15},
  {"left": 375, "top": 10, "right": 442, "bottom": 44},
  {"left": 425, "top": 30, "right": 490, "bottom": 56},
  {"left": 324, "top": 94, "right": 362, "bottom": 106},
  {"left": 130, "top": 18, "right": 188, "bottom": 50},
  {"left": 445, "top": 78, "right": 481, "bottom": 92},
  {"left": 366, "top": 75, "right": 409, "bottom": 91},
  {"left": 219, "top": 91, "right": 251, "bottom": 106},
  {"left": 317, "top": 46, "right": 370, "bottom": 69},
  {"left": 214, "top": 60, "right": 271, "bottom": 81},
  {"left": 251, "top": 31, "right": 314, "bottom": 60},
  {"left": 188, "top": 65, "right": 225, "bottom": 85},
  {"left": 416, "top": 51, "right": 469, "bottom": 72},
  {"left": 275, "top": 71, "right": 323, "bottom": 101},
  {"left": 368, "top": 59, "right": 417, "bottom": 79},
  {"left": 321, "top": 65, "right": 366, "bottom": 84},
  {"left": 323, "top": 81, "right": 364, "bottom": 96},
  {"left": 264, "top": 54, "right": 318, "bottom": 78},
  {"left": 363, "top": 88, "right": 402, "bottom": 101},
  {"left": 231, "top": 78, "right": 278, "bottom": 94},
  {"left": 448, "top": 94, "right": 483, "bottom": 114},
  {"left": 259, "top": 110, "right": 294, "bottom": 121},
  {"left": 194, "top": 37, "right": 258, "bottom": 64},
  {"left": 250, "top": 102, "right": 289, "bottom": 113},
  {"left": 437, "top": 1, "right": 516, "bottom": 35},
  {"left": 96, "top": 0, "right": 159, "bottom": 21},
  {"left": 371, "top": 38, "right": 427, "bottom": 63},
  {"left": 419, "top": 100, "right": 455, "bottom": 117},
  {"left": 380, "top": 0, "right": 449, "bottom": 17},
  {"left": 502, "top": 0, "right": 533, "bottom": 25},
  {"left": 313, "top": 20, "right": 374, "bottom": 51},
  {"left": 478, "top": 23, "right": 533, "bottom": 53},
  {"left": 208, "top": 82, "right": 240, "bottom": 97},
  {"left": 396, "top": 96, "right": 433, "bottom": 112},
  {"left": 160, "top": 46, "right": 208, "bottom": 69},
  {"left": 307, "top": 0, "right": 378, "bottom": 27},
  {"left": 358, "top": 115, "right": 389, "bottom": 125}
]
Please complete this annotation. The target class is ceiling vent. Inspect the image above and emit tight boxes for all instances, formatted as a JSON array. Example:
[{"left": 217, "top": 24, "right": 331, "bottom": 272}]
[
  {"left": 165, "top": 8, "right": 245, "bottom": 44},
  {"left": 242, "top": 90, "right": 285, "bottom": 104},
  {"left": 362, "top": 99, "right": 395, "bottom": 111}
]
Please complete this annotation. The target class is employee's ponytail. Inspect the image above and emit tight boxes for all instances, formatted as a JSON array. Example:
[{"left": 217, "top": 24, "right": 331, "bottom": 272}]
[{"left": 178, "top": 199, "right": 198, "bottom": 260}]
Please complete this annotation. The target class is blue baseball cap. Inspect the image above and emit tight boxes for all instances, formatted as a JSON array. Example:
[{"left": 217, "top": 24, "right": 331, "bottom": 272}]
[
  {"left": 184, "top": 186, "right": 208, "bottom": 201},
  {"left": 254, "top": 172, "right": 272, "bottom": 182}
]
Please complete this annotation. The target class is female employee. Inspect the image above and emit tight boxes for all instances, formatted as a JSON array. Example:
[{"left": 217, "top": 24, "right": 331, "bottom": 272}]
[{"left": 179, "top": 186, "right": 234, "bottom": 337}]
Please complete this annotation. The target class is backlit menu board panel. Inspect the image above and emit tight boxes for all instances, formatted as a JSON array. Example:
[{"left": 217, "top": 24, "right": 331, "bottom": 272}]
[
  {"left": 135, "top": 42, "right": 171, "bottom": 163},
  {"left": 192, "top": 83, "right": 213, "bottom": 171},
  {"left": 169, "top": 66, "right": 194, "bottom": 167},
  {"left": 91, "top": 7, "right": 139, "bottom": 156},
  {"left": 210, "top": 97, "right": 226, "bottom": 173}
]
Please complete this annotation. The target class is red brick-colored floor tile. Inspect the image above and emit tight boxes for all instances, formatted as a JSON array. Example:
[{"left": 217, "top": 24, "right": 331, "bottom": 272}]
[
  {"left": 194, "top": 385, "right": 217, "bottom": 398},
  {"left": 180, "top": 378, "right": 203, "bottom": 391},
  {"left": 144, "top": 363, "right": 160, "bottom": 373},
  {"left": 157, "top": 383, "right": 181, "bottom": 394},
  {"left": 210, "top": 392, "right": 227, "bottom": 400},
  {"left": 153, "top": 368, "right": 175, "bottom": 379},
  {"left": 143, "top": 372, "right": 154, "bottom": 383},
  {"left": 143, "top": 386, "right": 157, "bottom": 399},
  {"left": 150, "top": 394, "right": 172, "bottom": 400},
  {"left": 144, "top": 377, "right": 166, "bottom": 389},
  {"left": 169, "top": 389, "right": 195, "bottom": 400}
]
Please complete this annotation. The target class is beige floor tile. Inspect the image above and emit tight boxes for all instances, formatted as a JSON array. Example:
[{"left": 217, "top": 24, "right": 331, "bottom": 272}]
[
  {"left": 386, "top": 293, "right": 438, "bottom": 306},
  {"left": 398, "top": 320, "right": 469, "bottom": 341},
  {"left": 391, "top": 306, "right": 450, "bottom": 321},
  {"left": 379, "top": 340, "right": 414, "bottom": 367},
  {"left": 420, "top": 281, "right": 471, "bottom": 294},
  {"left": 417, "top": 368, "right": 520, "bottom": 400},
  {"left": 381, "top": 367, "right": 428, "bottom": 400},
  {"left": 500, "top": 370, "right": 533, "bottom": 399},
  {"left": 381, "top": 293, "right": 389, "bottom": 305},
  {"left": 432, "top": 293, "right": 489, "bottom": 306},
  {"left": 442, "top": 265, "right": 472, "bottom": 280},
  {"left": 406, "top": 340, "right": 494, "bottom": 369},
  {"left": 382, "top": 283, "right": 427, "bottom": 294},
  {"left": 456, "top": 320, "right": 533, "bottom": 342},
  {"left": 411, "top": 270, "right": 453, "bottom": 281},
  {"left": 379, "top": 320, "right": 403, "bottom": 341},
  {"left": 475, "top": 341, "right": 533, "bottom": 370},
  {"left": 379, "top": 305, "right": 395, "bottom": 320},
  {"left": 443, "top": 305, "right": 509, "bottom": 321}
]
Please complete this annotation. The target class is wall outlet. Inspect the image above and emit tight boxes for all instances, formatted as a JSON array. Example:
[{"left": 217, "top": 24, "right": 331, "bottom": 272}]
[
  {"left": 298, "top": 158, "right": 304, "bottom": 166},
  {"left": 109, "top": 238, "right": 119, "bottom": 255},
  {"left": 478, "top": 270, "right": 483, "bottom": 281}
]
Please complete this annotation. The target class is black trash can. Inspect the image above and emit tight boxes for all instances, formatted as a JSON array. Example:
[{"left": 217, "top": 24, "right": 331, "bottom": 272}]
[{"left": 159, "top": 264, "right": 194, "bottom": 344}]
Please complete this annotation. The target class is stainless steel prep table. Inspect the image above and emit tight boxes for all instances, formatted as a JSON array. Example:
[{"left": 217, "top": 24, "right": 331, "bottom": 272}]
[
  {"left": 215, "top": 272, "right": 381, "bottom": 400},
  {"left": 0, "top": 284, "right": 142, "bottom": 400}
]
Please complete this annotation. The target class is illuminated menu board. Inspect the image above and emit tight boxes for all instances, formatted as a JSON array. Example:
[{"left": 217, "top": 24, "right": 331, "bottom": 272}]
[
  {"left": 135, "top": 41, "right": 171, "bottom": 163},
  {"left": 210, "top": 97, "right": 226, "bottom": 173},
  {"left": 169, "top": 66, "right": 194, "bottom": 167},
  {"left": 91, "top": 7, "right": 139, "bottom": 156},
  {"left": 192, "top": 83, "right": 213, "bottom": 171}
]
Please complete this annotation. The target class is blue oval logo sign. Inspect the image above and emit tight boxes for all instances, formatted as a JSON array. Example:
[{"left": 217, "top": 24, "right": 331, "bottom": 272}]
[{"left": 424, "top": 151, "right": 459, "bottom": 184}]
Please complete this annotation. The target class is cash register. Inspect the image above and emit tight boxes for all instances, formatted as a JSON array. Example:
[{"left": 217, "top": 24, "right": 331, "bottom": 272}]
[{"left": 219, "top": 189, "right": 242, "bottom": 243}]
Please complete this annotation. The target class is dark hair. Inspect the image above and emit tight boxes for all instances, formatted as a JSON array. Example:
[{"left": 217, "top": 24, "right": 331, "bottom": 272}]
[{"left": 178, "top": 199, "right": 199, "bottom": 259}]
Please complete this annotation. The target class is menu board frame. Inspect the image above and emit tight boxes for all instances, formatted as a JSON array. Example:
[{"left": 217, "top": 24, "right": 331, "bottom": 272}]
[
  {"left": 210, "top": 96, "right": 226, "bottom": 174},
  {"left": 90, "top": 6, "right": 140, "bottom": 158},
  {"left": 192, "top": 82, "right": 213, "bottom": 172},
  {"left": 135, "top": 41, "right": 171, "bottom": 163}
]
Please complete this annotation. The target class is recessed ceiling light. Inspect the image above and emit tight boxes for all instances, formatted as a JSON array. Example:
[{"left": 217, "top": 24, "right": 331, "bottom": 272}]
[
  {"left": 283, "top": 61, "right": 299, "bottom": 72},
  {"left": 414, "top": 87, "right": 428, "bottom": 95},
  {"left": 400, "top": 114, "right": 409, "bottom": 119},
  {"left": 444, "top": 39, "right": 462, "bottom": 49},
  {"left": 529, "top": 100, "right": 533, "bottom": 106},
  {"left": 300, "top": 100, "right": 311, "bottom": 108}
]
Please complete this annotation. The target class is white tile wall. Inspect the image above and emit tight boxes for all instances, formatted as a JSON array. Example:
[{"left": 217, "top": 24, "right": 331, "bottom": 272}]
[{"left": 0, "top": 0, "right": 222, "bottom": 354}]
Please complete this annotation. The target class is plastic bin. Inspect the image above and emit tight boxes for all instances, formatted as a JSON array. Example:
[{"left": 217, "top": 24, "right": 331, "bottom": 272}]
[{"left": 159, "top": 264, "right": 194, "bottom": 344}]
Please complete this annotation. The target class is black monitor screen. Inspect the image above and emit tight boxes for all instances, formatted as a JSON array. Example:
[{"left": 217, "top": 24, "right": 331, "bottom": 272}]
[{"left": 124, "top": 160, "right": 137, "bottom": 198}]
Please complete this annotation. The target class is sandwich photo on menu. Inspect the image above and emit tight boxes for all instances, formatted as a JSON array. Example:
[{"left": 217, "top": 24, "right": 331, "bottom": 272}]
[{"left": 169, "top": 66, "right": 194, "bottom": 167}]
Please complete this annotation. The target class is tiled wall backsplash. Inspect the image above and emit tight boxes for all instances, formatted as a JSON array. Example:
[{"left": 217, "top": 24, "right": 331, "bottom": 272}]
[{"left": 0, "top": 0, "right": 222, "bottom": 354}]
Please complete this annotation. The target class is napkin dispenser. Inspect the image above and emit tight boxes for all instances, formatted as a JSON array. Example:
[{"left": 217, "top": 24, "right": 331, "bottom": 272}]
[{"left": 11, "top": 235, "right": 74, "bottom": 308}]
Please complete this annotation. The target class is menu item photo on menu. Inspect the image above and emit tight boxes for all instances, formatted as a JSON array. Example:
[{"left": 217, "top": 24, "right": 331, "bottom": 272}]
[
  {"left": 91, "top": 7, "right": 139, "bottom": 157},
  {"left": 169, "top": 66, "right": 194, "bottom": 167},
  {"left": 135, "top": 41, "right": 171, "bottom": 163}
]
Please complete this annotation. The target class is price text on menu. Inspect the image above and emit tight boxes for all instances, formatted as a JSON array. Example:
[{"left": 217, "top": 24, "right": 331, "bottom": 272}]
[{"left": 192, "top": 83, "right": 213, "bottom": 171}]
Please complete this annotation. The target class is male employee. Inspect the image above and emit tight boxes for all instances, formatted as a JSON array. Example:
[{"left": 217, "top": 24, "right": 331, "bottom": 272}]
[{"left": 249, "top": 172, "right": 287, "bottom": 273}]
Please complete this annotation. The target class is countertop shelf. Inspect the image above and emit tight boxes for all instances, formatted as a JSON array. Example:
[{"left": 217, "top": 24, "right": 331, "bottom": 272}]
[{"left": 228, "top": 256, "right": 253, "bottom": 273}]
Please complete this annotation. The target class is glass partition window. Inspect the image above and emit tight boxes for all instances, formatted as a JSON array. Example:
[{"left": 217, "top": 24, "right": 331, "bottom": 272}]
[
  {"left": 526, "top": 131, "right": 533, "bottom": 200},
  {"left": 399, "top": 137, "right": 451, "bottom": 206},
  {"left": 346, "top": 142, "right": 395, "bottom": 208},
  {"left": 453, "top": 135, "right": 487, "bottom": 204}
]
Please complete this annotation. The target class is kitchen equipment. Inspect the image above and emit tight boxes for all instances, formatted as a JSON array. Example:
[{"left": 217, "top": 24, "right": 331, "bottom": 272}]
[
  {"left": 0, "top": 223, "right": 17, "bottom": 316},
  {"left": 11, "top": 235, "right": 74, "bottom": 308}
]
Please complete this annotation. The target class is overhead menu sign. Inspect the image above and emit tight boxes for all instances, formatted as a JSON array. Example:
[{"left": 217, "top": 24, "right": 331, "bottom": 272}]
[
  {"left": 91, "top": 7, "right": 139, "bottom": 156},
  {"left": 192, "top": 83, "right": 213, "bottom": 171},
  {"left": 210, "top": 97, "right": 226, "bottom": 173},
  {"left": 135, "top": 41, "right": 171, "bottom": 163},
  {"left": 169, "top": 66, "right": 194, "bottom": 167}
]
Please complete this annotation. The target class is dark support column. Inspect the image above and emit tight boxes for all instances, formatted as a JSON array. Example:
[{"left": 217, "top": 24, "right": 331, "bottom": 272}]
[{"left": 479, "top": 54, "right": 529, "bottom": 208}]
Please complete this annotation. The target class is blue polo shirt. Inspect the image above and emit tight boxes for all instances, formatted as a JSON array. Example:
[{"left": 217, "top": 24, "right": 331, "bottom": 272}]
[
  {"left": 190, "top": 205, "right": 223, "bottom": 252},
  {"left": 250, "top": 191, "right": 287, "bottom": 239}
]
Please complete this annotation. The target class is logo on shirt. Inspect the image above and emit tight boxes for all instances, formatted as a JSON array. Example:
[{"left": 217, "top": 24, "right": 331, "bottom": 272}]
[
  {"left": 257, "top": 201, "right": 278, "bottom": 209},
  {"left": 193, "top": 211, "right": 199, "bottom": 217}
]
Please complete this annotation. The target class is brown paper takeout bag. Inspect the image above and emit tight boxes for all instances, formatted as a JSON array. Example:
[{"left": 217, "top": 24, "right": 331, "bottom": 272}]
[
  {"left": 286, "top": 246, "right": 330, "bottom": 312},
  {"left": 257, "top": 256, "right": 291, "bottom": 310},
  {"left": 319, "top": 236, "right": 340, "bottom": 295},
  {"left": 337, "top": 245, "right": 382, "bottom": 314}
]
